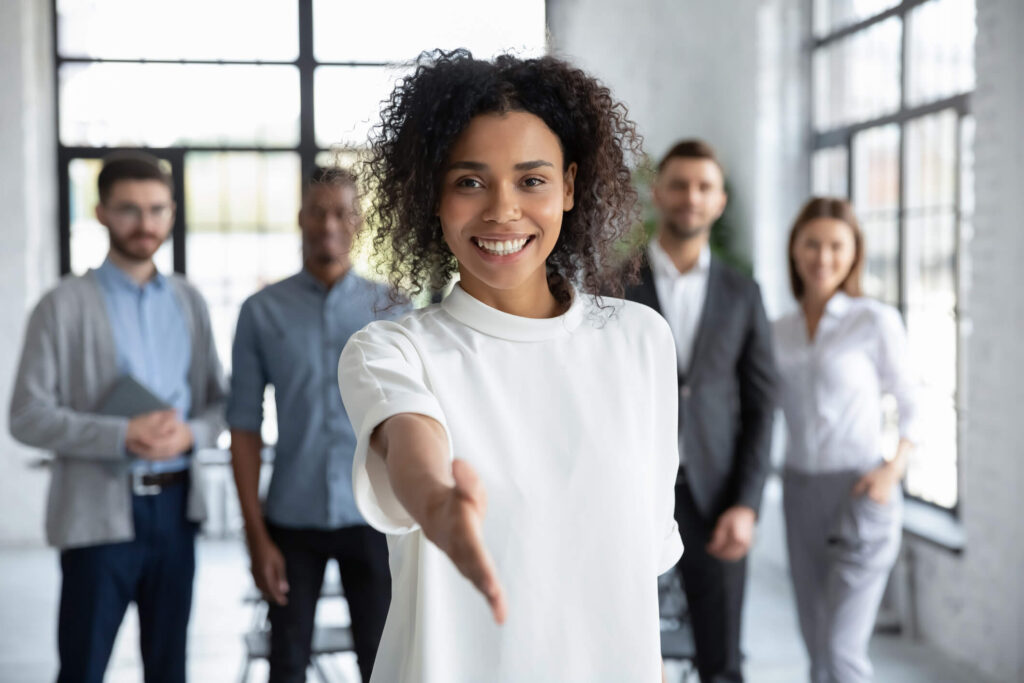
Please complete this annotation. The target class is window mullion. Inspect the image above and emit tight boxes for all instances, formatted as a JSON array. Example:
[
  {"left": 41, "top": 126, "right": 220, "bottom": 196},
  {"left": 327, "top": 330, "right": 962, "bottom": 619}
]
[
  {"left": 298, "top": 0, "right": 317, "bottom": 179},
  {"left": 166, "top": 149, "right": 187, "bottom": 274},
  {"left": 897, "top": 9, "right": 909, "bottom": 316}
]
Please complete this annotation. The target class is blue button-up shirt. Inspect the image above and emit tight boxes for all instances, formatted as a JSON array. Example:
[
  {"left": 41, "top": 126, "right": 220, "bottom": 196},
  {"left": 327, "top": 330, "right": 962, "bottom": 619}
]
[
  {"left": 94, "top": 258, "right": 192, "bottom": 474},
  {"left": 227, "top": 269, "right": 408, "bottom": 529}
]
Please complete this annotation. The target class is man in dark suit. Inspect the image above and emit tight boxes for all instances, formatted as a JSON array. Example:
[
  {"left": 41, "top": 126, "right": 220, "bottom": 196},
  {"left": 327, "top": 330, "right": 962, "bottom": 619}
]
[{"left": 626, "top": 139, "right": 777, "bottom": 683}]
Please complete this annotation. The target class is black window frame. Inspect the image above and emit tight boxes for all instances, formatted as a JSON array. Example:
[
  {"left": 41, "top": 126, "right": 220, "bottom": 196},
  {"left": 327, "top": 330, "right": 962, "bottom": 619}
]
[
  {"left": 52, "top": 0, "right": 394, "bottom": 276},
  {"left": 811, "top": 0, "right": 973, "bottom": 514}
]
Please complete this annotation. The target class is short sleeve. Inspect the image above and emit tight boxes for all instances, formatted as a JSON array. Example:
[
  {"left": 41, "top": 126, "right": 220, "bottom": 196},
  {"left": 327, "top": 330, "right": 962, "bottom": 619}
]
[
  {"left": 648, "top": 313, "right": 684, "bottom": 574},
  {"left": 226, "top": 298, "right": 267, "bottom": 433},
  {"left": 875, "top": 306, "right": 922, "bottom": 445},
  {"left": 338, "top": 321, "right": 452, "bottom": 535}
]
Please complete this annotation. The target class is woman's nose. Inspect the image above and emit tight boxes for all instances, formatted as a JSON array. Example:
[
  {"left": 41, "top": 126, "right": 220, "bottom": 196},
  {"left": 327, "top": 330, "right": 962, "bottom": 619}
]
[{"left": 482, "top": 183, "right": 521, "bottom": 224}]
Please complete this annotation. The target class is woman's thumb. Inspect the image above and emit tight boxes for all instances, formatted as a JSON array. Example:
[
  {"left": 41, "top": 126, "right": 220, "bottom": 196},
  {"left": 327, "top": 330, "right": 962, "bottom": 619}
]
[{"left": 452, "top": 459, "right": 485, "bottom": 507}]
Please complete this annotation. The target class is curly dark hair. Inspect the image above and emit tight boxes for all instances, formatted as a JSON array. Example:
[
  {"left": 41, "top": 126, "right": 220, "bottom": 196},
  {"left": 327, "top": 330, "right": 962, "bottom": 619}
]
[{"left": 363, "top": 49, "right": 644, "bottom": 306}]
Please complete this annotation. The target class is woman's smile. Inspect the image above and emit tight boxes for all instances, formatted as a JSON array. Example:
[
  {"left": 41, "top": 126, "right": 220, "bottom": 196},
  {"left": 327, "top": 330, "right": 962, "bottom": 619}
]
[{"left": 472, "top": 235, "right": 536, "bottom": 258}]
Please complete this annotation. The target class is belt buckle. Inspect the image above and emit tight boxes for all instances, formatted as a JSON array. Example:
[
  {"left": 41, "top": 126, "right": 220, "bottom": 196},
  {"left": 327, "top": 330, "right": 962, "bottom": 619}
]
[{"left": 132, "top": 470, "right": 162, "bottom": 496}]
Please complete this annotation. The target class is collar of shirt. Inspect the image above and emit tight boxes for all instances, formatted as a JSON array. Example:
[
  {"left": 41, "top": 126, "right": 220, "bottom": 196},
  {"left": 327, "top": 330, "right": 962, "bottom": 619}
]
[
  {"left": 297, "top": 266, "right": 357, "bottom": 297},
  {"left": 793, "top": 291, "right": 853, "bottom": 347},
  {"left": 647, "top": 239, "right": 711, "bottom": 283},
  {"left": 824, "top": 291, "right": 852, "bottom": 318},
  {"left": 802, "top": 291, "right": 852, "bottom": 331},
  {"left": 95, "top": 257, "right": 167, "bottom": 293},
  {"left": 441, "top": 282, "right": 586, "bottom": 342}
]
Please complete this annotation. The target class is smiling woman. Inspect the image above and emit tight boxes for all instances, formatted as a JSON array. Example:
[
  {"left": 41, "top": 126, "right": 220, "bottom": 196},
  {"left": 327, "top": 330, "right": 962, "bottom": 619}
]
[
  {"left": 336, "top": 50, "right": 683, "bottom": 682},
  {"left": 363, "top": 49, "right": 643, "bottom": 307},
  {"left": 773, "top": 196, "right": 920, "bottom": 682}
]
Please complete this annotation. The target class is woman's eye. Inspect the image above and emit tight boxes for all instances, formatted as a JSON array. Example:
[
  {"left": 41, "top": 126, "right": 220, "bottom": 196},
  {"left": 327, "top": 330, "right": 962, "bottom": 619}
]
[
  {"left": 523, "top": 177, "right": 545, "bottom": 187},
  {"left": 456, "top": 177, "right": 482, "bottom": 189}
]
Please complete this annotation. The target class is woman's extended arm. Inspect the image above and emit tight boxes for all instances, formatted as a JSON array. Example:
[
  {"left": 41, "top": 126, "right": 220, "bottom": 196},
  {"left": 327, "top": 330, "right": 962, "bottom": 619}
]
[{"left": 371, "top": 413, "right": 507, "bottom": 624}]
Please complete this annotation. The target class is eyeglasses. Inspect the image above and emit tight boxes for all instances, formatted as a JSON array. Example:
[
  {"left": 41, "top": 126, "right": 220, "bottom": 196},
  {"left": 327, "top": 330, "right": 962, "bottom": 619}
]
[
  {"left": 106, "top": 203, "right": 173, "bottom": 223},
  {"left": 306, "top": 207, "right": 361, "bottom": 224}
]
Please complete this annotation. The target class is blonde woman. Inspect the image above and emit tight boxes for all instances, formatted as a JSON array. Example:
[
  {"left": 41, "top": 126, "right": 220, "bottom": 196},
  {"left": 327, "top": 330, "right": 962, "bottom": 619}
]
[{"left": 773, "top": 197, "right": 920, "bottom": 683}]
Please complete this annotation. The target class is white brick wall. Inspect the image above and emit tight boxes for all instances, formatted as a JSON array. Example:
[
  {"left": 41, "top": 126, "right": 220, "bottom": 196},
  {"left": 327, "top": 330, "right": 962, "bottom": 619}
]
[
  {"left": 549, "top": 0, "right": 1024, "bottom": 678},
  {"left": 0, "top": 0, "right": 58, "bottom": 546},
  {"left": 905, "top": 0, "right": 1024, "bottom": 679}
]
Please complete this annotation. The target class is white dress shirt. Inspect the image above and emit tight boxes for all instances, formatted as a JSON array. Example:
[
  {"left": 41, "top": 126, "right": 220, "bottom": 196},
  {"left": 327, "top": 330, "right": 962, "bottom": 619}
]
[
  {"left": 647, "top": 239, "right": 711, "bottom": 374},
  {"left": 772, "top": 293, "right": 922, "bottom": 474}
]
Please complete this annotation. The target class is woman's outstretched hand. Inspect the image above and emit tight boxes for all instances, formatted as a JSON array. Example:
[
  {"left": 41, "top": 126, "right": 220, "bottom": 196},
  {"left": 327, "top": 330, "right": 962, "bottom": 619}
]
[
  {"left": 422, "top": 459, "right": 507, "bottom": 625},
  {"left": 372, "top": 414, "right": 506, "bottom": 624}
]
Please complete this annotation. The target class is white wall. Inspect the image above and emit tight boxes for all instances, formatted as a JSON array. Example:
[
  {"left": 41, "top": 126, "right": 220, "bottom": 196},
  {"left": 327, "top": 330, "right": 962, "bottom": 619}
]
[
  {"left": 546, "top": 0, "right": 810, "bottom": 317},
  {"left": 0, "top": 0, "right": 58, "bottom": 545},
  {"left": 905, "top": 1, "right": 1024, "bottom": 679}
]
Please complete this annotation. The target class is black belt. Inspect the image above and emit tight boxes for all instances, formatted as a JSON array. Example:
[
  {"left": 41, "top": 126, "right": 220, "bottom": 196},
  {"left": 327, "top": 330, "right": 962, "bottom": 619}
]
[
  {"left": 141, "top": 470, "right": 188, "bottom": 487},
  {"left": 133, "top": 468, "right": 189, "bottom": 495}
]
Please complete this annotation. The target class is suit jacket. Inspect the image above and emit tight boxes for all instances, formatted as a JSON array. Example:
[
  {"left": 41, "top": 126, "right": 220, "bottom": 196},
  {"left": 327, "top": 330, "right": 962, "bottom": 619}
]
[
  {"left": 9, "top": 271, "right": 227, "bottom": 549},
  {"left": 625, "top": 256, "right": 777, "bottom": 522}
]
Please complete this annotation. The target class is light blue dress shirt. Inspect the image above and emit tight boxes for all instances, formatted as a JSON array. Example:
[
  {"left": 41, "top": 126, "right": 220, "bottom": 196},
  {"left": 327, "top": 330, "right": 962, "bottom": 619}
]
[
  {"left": 227, "top": 269, "right": 408, "bottom": 529},
  {"left": 94, "top": 258, "right": 192, "bottom": 474}
]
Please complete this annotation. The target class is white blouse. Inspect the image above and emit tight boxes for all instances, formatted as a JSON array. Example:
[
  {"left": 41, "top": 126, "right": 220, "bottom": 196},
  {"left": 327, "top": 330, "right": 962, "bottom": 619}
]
[
  {"left": 338, "top": 284, "right": 683, "bottom": 683},
  {"left": 772, "top": 293, "right": 921, "bottom": 474}
]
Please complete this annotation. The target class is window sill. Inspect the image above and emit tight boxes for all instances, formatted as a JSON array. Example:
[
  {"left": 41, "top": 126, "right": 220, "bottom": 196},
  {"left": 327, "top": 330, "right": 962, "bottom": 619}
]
[{"left": 902, "top": 497, "right": 965, "bottom": 553}]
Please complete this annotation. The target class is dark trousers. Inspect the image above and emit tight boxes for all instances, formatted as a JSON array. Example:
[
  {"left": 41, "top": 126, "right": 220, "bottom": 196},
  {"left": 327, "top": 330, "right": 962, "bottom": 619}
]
[
  {"left": 57, "top": 481, "right": 197, "bottom": 683},
  {"left": 265, "top": 522, "right": 391, "bottom": 683},
  {"left": 674, "top": 479, "right": 747, "bottom": 683}
]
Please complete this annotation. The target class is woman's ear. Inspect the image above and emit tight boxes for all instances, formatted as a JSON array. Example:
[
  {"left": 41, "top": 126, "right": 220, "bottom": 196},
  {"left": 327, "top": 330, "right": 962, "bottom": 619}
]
[{"left": 563, "top": 162, "right": 578, "bottom": 212}]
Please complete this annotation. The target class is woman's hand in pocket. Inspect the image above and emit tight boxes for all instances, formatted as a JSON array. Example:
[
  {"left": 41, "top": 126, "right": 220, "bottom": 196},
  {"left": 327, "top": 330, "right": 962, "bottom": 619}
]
[{"left": 851, "top": 462, "right": 901, "bottom": 504}]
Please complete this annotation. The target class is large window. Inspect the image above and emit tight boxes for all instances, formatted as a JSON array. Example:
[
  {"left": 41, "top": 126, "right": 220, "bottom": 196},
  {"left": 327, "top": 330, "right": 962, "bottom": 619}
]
[
  {"left": 811, "top": 0, "right": 975, "bottom": 510},
  {"left": 56, "top": 0, "right": 546, "bottom": 445}
]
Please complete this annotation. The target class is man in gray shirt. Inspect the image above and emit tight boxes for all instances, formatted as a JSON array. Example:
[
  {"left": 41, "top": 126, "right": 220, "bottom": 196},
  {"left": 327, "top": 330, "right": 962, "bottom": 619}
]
[
  {"left": 9, "top": 153, "right": 226, "bottom": 683},
  {"left": 228, "top": 167, "right": 407, "bottom": 683}
]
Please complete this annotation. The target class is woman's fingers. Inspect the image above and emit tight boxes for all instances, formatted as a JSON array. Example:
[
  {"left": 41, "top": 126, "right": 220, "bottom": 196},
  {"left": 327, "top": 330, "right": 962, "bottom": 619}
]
[
  {"left": 446, "top": 476, "right": 505, "bottom": 624},
  {"left": 489, "top": 580, "right": 508, "bottom": 624},
  {"left": 464, "top": 537, "right": 506, "bottom": 624},
  {"left": 851, "top": 475, "right": 871, "bottom": 497},
  {"left": 852, "top": 471, "right": 894, "bottom": 504},
  {"left": 868, "top": 485, "right": 891, "bottom": 504}
]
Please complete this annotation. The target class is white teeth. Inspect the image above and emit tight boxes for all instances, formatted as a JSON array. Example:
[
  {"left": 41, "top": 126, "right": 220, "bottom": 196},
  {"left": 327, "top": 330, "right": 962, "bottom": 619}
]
[{"left": 475, "top": 237, "right": 529, "bottom": 256}]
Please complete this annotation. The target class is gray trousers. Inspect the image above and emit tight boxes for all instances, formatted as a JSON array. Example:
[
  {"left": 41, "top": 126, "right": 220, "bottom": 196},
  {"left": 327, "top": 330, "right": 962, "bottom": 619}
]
[{"left": 782, "top": 468, "right": 902, "bottom": 683}]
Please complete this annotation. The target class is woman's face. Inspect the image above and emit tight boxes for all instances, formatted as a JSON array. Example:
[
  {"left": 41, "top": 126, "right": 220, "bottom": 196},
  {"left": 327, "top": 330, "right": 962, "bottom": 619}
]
[
  {"left": 438, "top": 111, "right": 576, "bottom": 312},
  {"left": 792, "top": 217, "right": 857, "bottom": 300}
]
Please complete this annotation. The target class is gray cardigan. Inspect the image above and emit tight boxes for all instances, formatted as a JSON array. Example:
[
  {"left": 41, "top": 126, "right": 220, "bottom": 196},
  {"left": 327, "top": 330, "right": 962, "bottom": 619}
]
[{"left": 8, "top": 270, "right": 227, "bottom": 549}]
